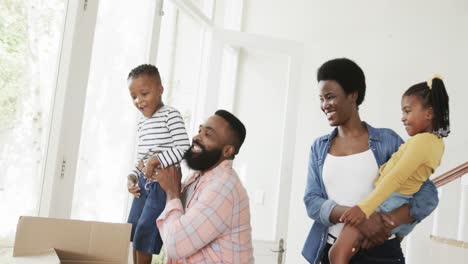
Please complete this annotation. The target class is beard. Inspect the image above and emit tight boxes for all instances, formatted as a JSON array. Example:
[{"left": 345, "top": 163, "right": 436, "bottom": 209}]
[{"left": 184, "top": 143, "right": 223, "bottom": 171}]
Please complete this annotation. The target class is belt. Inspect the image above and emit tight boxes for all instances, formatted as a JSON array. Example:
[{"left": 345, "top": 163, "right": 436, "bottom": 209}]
[{"left": 327, "top": 233, "right": 396, "bottom": 245}]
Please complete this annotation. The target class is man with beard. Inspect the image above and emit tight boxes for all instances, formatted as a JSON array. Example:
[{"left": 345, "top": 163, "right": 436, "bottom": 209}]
[{"left": 146, "top": 110, "right": 254, "bottom": 264}]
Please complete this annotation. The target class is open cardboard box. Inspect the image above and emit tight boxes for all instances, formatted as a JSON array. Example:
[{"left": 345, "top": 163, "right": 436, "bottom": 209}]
[{"left": 11, "top": 216, "right": 131, "bottom": 264}]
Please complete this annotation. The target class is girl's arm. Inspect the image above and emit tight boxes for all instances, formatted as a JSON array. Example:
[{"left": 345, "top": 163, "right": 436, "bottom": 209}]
[{"left": 358, "top": 134, "right": 431, "bottom": 217}]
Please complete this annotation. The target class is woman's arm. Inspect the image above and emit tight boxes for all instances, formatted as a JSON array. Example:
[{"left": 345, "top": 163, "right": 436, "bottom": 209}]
[
  {"left": 378, "top": 179, "right": 439, "bottom": 229},
  {"left": 304, "top": 142, "right": 337, "bottom": 226},
  {"left": 357, "top": 181, "right": 438, "bottom": 248},
  {"left": 385, "top": 204, "right": 414, "bottom": 227},
  {"left": 329, "top": 205, "right": 348, "bottom": 224},
  {"left": 408, "top": 179, "right": 439, "bottom": 222}
]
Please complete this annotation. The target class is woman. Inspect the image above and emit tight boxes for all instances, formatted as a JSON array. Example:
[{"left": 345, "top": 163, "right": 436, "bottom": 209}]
[{"left": 302, "top": 58, "right": 439, "bottom": 264}]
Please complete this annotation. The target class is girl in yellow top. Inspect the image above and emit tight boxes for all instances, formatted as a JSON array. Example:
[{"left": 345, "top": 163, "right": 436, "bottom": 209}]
[{"left": 329, "top": 77, "right": 450, "bottom": 264}]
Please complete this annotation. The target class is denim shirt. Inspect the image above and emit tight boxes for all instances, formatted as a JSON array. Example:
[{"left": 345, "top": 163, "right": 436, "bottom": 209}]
[{"left": 302, "top": 123, "right": 439, "bottom": 264}]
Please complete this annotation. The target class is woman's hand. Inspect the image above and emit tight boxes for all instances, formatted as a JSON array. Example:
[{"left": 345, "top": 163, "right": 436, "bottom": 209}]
[{"left": 357, "top": 212, "right": 392, "bottom": 246}]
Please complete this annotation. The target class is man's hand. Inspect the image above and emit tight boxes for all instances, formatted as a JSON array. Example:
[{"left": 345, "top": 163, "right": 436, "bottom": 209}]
[
  {"left": 127, "top": 175, "right": 141, "bottom": 198},
  {"left": 145, "top": 156, "right": 162, "bottom": 180},
  {"left": 357, "top": 212, "right": 392, "bottom": 246},
  {"left": 155, "top": 165, "right": 182, "bottom": 201},
  {"left": 340, "top": 205, "right": 366, "bottom": 226}
]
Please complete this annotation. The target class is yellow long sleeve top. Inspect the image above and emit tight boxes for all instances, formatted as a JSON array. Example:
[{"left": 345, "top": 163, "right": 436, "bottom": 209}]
[{"left": 358, "top": 132, "right": 444, "bottom": 217}]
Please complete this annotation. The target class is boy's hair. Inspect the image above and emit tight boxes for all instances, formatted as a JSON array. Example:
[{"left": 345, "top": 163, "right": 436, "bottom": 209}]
[
  {"left": 317, "top": 58, "right": 366, "bottom": 106},
  {"left": 127, "top": 64, "right": 162, "bottom": 84},
  {"left": 404, "top": 77, "right": 450, "bottom": 137},
  {"left": 215, "top": 109, "right": 246, "bottom": 155}
]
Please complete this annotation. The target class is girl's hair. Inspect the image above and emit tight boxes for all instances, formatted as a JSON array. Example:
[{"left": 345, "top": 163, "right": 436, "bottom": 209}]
[{"left": 403, "top": 77, "right": 450, "bottom": 137}]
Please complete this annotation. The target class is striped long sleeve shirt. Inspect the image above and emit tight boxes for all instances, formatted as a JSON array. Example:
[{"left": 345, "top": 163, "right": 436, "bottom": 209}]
[{"left": 130, "top": 105, "right": 190, "bottom": 177}]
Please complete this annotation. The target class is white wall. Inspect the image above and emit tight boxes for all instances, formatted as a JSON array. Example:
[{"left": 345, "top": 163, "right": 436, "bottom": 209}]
[{"left": 240, "top": 0, "right": 468, "bottom": 263}]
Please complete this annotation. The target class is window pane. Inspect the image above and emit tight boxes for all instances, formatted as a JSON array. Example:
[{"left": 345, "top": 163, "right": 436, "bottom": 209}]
[
  {"left": 190, "top": 0, "right": 214, "bottom": 19},
  {"left": 71, "top": 0, "right": 155, "bottom": 222},
  {"left": 0, "top": 0, "right": 66, "bottom": 246},
  {"left": 157, "top": 1, "right": 207, "bottom": 134}
]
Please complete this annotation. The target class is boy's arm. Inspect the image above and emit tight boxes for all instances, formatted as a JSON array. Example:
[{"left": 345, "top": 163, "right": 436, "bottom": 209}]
[
  {"left": 129, "top": 118, "right": 144, "bottom": 178},
  {"left": 155, "top": 109, "right": 190, "bottom": 168}
]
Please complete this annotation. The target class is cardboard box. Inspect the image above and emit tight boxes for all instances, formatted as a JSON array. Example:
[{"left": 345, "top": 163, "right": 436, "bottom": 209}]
[
  {"left": 11, "top": 216, "right": 131, "bottom": 264},
  {"left": 1, "top": 248, "right": 60, "bottom": 264}
]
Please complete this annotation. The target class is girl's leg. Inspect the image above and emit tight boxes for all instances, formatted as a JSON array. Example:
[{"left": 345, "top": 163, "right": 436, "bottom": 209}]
[{"left": 329, "top": 225, "right": 363, "bottom": 264}]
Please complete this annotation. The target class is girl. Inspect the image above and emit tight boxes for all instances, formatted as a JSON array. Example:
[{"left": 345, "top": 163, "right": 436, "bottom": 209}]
[{"left": 331, "top": 76, "right": 450, "bottom": 264}]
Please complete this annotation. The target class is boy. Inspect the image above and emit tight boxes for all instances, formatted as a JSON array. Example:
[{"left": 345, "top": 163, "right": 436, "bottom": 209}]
[{"left": 126, "top": 64, "right": 190, "bottom": 264}]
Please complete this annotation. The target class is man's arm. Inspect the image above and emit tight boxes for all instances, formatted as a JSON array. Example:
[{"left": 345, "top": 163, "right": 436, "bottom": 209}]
[{"left": 156, "top": 166, "right": 234, "bottom": 260}]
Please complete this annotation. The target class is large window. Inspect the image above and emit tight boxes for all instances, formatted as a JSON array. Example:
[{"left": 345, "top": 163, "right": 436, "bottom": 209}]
[
  {"left": 71, "top": 0, "right": 156, "bottom": 222},
  {"left": 156, "top": 0, "right": 209, "bottom": 135},
  {"left": 0, "top": 0, "right": 66, "bottom": 246},
  {"left": 71, "top": 0, "right": 211, "bottom": 222},
  {"left": 0, "top": 0, "right": 214, "bottom": 247}
]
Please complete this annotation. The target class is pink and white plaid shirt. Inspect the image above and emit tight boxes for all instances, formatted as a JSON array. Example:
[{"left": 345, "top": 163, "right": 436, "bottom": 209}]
[{"left": 156, "top": 160, "right": 254, "bottom": 264}]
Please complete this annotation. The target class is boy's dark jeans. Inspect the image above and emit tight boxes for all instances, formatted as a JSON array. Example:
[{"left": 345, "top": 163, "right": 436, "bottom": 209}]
[{"left": 321, "top": 238, "right": 405, "bottom": 263}]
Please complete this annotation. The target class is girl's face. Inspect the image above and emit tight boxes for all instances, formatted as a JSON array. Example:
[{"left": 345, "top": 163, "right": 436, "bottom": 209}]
[
  {"left": 401, "top": 95, "right": 433, "bottom": 136},
  {"left": 318, "top": 80, "right": 358, "bottom": 127}
]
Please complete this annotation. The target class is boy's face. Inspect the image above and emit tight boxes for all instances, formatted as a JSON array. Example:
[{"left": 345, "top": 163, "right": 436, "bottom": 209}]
[{"left": 128, "top": 75, "right": 163, "bottom": 117}]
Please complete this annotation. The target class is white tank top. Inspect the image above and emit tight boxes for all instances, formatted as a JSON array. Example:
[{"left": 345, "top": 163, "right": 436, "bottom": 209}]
[{"left": 322, "top": 149, "right": 379, "bottom": 238}]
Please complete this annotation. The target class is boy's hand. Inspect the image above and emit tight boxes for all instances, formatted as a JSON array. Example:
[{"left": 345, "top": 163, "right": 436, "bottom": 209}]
[
  {"left": 137, "top": 160, "right": 145, "bottom": 171},
  {"left": 127, "top": 175, "right": 140, "bottom": 198},
  {"left": 341, "top": 205, "right": 366, "bottom": 226},
  {"left": 145, "top": 156, "right": 162, "bottom": 180}
]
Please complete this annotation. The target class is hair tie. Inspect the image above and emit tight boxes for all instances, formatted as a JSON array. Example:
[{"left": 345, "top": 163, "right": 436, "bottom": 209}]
[{"left": 427, "top": 74, "right": 444, "bottom": 90}]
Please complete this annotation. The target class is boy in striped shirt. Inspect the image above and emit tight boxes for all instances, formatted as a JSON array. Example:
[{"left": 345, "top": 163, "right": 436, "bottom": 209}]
[{"left": 126, "top": 64, "right": 190, "bottom": 264}]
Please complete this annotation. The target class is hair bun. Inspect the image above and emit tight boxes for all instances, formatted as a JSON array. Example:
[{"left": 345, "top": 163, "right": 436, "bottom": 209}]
[{"left": 427, "top": 74, "right": 444, "bottom": 89}]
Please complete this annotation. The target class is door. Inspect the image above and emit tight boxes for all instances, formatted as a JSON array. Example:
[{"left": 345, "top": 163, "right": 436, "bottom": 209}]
[{"left": 203, "top": 29, "right": 303, "bottom": 263}]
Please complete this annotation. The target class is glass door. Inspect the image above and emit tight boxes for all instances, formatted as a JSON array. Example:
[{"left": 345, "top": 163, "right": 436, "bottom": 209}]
[
  {"left": 71, "top": 0, "right": 157, "bottom": 222},
  {"left": 0, "top": 0, "right": 67, "bottom": 246}
]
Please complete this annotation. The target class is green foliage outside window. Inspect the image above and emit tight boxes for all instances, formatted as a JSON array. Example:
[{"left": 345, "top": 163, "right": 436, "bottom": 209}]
[{"left": 0, "top": 0, "right": 29, "bottom": 131}]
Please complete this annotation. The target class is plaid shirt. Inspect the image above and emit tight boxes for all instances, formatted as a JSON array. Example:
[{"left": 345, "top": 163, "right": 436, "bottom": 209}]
[{"left": 156, "top": 160, "right": 254, "bottom": 263}]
